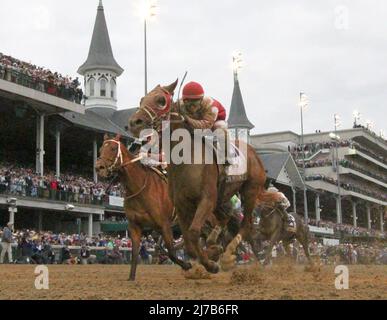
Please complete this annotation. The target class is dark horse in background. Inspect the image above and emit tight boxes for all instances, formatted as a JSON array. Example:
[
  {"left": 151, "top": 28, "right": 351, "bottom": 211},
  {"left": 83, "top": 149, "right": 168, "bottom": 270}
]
[
  {"left": 255, "top": 203, "right": 312, "bottom": 265},
  {"left": 95, "top": 134, "right": 191, "bottom": 280},
  {"left": 128, "top": 80, "right": 279, "bottom": 274}
]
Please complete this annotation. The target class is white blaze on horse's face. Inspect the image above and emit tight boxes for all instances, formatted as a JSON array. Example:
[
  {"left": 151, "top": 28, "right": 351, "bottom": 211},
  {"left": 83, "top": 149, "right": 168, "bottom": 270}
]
[
  {"left": 96, "top": 140, "right": 123, "bottom": 177},
  {"left": 104, "top": 140, "right": 123, "bottom": 171}
]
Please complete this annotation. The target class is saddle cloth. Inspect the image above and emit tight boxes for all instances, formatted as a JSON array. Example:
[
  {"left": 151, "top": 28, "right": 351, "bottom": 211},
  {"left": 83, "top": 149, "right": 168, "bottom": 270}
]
[
  {"left": 225, "top": 143, "right": 247, "bottom": 177},
  {"left": 203, "top": 136, "right": 247, "bottom": 183}
]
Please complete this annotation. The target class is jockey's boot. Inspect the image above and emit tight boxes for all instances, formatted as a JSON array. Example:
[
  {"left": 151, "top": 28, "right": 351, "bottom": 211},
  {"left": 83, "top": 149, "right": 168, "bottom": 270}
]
[{"left": 213, "top": 128, "right": 234, "bottom": 166}]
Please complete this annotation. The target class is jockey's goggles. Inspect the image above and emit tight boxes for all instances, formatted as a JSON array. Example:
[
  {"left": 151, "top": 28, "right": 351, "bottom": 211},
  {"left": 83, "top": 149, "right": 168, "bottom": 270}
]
[{"left": 183, "top": 99, "right": 202, "bottom": 108}]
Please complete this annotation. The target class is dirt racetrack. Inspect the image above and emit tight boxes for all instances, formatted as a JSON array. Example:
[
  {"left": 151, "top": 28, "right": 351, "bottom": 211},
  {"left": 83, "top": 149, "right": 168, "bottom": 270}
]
[{"left": 0, "top": 262, "right": 386, "bottom": 300}]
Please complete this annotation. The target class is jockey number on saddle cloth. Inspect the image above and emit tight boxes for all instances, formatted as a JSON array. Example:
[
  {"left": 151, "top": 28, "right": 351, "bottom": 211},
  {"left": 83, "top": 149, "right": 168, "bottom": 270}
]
[
  {"left": 267, "top": 185, "right": 296, "bottom": 232},
  {"left": 140, "top": 81, "right": 230, "bottom": 168}
]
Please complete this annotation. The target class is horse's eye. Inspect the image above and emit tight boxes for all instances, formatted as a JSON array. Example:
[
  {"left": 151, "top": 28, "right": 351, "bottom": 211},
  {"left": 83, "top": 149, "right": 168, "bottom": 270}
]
[{"left": 156, "top": 96, "right": 167, "bottom": 109}]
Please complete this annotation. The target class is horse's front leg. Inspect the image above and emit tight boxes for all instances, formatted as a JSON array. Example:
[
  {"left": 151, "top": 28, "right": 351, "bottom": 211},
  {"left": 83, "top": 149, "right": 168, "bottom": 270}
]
[
  {"left": 296, "top": 224, "right": 313, "bottom": 265},
  {"left": 221, "top": 183, "right": 259, "bottom": 264},
  {"left": 188, "top": 197, "right": 219, "bottom": 274},
  {"left": 264, "top": 229, "right": 282, "bottom": 265},
  {"left": 160, "top": 224, "right": 192, "bottom": 271},
  {"left": 128, "top": 224, "right": 141, "bottom": 281}
]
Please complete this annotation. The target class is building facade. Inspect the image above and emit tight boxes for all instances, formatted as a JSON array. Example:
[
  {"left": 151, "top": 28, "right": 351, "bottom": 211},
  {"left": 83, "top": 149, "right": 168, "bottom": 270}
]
[{"left": 251, "top": 128, "right": 386, "bottom": 235}]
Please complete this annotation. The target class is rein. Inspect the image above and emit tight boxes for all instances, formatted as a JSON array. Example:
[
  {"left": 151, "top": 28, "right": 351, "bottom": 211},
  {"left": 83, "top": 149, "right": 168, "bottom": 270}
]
[
  {"left": 101, "top": 139, "right": 148, "bottom": 200},
  {"left": 125, "top": 171, "right": 149, "bottom": 201},
  {"left": 261, "top": 206, "right": 278, "bottom": 218},
  {"left": 103, "top": 139, "right": 143, "bottom": 174}
]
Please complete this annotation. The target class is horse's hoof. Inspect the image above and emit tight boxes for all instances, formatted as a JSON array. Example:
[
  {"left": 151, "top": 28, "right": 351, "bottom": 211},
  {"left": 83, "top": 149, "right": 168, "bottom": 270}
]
[
  {"left": 220, "top": 253, "right": 237, "bottom": 272},
  {"left": 182, "top": 262, "right": 192, "bottom": 271},
  {"left": 207, "top": 245, "right": 224, "bottom": 261},
  {"left": 206, "top": 261, "right": 220, "bottom": 274}
]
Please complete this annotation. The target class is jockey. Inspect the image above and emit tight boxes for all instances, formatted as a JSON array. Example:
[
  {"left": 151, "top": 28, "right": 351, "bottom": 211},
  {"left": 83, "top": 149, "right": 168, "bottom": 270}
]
[
  {"left": 178, "top": 81, "right": 228, "bottom": 131},
  {"left": 267, "top": 185, "right": 295, "bottom": 231},
  {"left": 178, "top": 81, "right": 235, "bottom": 164}
]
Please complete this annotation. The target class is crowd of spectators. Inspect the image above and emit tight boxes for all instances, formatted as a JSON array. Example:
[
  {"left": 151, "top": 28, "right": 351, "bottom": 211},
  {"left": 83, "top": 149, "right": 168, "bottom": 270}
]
[
  {"left": 341, "top": 159, "right": 387, "bottom": 182},
  {"left": 305, "top": 174, "right": 387, "bottom": 202},
  {"left": 0, "top": 227, "right": 165, "bottom": 265},
  {"left": 308, "top": 218, "right": 385, "bottom": 238},
  {"left": 352, "top": 142, "right": 387, "bottom": 165},
  {"left": 0, "top": 163, "right": 123, "bottom": 205},
  {"left": 0, "top": 52, "right": 83, "bottom": 104},
  {"left": 291, "top": 138, "right": 387, "bottom": 166},
  {"left": 301, "top": 157, "right": 387, "bottom": 183},
  {"left": 1, "top": 226, "right": 385, "bottom": 265},
  {"left": 279, "top": 240, "right": 387, "bottom": 265},
  {"left": 291, "top": 140, "right": 352, "bottom": 159}
]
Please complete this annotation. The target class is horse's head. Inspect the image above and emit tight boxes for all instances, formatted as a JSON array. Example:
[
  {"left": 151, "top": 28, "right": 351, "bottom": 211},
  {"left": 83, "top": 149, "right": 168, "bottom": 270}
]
[
  {"left": 95, "top": 134, "right": 125, "bottom": 178},
  {"left": 128, "top": 80, "right": 178, "bottom": 138}
]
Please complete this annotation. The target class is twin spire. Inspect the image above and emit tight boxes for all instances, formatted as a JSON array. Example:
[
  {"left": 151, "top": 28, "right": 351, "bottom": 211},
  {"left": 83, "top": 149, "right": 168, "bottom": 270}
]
[
  {"left": 78, "top": 0, "right": 123, "bottom": 76},
  {"left": 228, "top": 77, "right": 254, "bottom": 130}
]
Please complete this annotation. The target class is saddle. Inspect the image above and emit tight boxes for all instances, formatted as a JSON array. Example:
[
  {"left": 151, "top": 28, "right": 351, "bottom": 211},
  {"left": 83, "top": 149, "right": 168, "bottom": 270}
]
[
  {"left": 203, "top": 135, "right": 247, "bottom": 184},
  {"left": 149, "top": 166, "right": 168, "bottom": 183}
]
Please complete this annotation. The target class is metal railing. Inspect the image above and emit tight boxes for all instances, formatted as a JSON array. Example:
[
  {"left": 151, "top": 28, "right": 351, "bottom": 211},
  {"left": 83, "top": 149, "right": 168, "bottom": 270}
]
[
  {"left": 0, "top": 184, "right": 108, "bottom": 207},
  {"left": 0, "top": 64, "right": 83, "bottom": 104}
]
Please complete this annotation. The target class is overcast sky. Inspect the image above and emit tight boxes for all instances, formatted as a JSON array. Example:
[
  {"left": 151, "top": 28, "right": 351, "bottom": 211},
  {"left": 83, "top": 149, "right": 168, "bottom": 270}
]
[{"left": 1, "top": 0, "right": 386, "bottom": 136}]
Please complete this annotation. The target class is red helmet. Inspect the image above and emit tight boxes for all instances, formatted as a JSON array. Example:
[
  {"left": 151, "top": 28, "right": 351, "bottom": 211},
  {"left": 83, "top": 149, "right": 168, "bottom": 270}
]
[{"left": 182, "top": 82, "right": 205, "bottom": 100}]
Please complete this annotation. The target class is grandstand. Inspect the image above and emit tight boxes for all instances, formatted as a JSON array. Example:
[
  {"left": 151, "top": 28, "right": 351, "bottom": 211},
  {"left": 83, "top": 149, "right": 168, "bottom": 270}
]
[
  {"left": 250, "top": 128, "right": 387, "bottom": 241},
  {"left": 0, "top": 2, "right": 135, "bottom": 237},
  {"left": 0, "top": 1, "right": 385, "bottom": 245}
]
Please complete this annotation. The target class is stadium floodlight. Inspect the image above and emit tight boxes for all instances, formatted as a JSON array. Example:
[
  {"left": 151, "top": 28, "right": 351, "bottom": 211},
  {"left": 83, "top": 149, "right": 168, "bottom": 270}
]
[
  {"left": 299, "top": 92, "right": 309, "bottom": 109},
  {"left": 299, "top": 91, "right": 310, "bottom": 223},
  {"left": 334, "top": 114, "right": 341, "bottom": 129},
  {"left": 138, "top": 0, "right": 158, "bottom": 20},
  {"left": 232, "top": 51, "right": 243, "bottom": 73},
  {"left": 353, "top": 110, "right": 361, "bottom": 126},
  {"left": 380, "top": 130, "right": 385, "bottom": 139}
]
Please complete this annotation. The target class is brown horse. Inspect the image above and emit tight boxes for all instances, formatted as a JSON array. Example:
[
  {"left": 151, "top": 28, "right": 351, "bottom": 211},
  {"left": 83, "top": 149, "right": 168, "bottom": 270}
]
[
  {"left": 95, "top": 134, "right": 191, "bottom": 280},
  {"left": 255, "top": 204, "right": 312, "bottom": 265},
  {"left": 128, "top": 80, "right": 279, "bottom": 274}
]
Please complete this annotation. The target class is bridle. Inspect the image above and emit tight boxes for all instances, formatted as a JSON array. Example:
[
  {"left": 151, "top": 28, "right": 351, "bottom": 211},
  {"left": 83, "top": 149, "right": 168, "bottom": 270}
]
[
  {"left": 99, "top": 139, "right": 149, "bottom": 200},
  {"left": 100, "top": 139, "right": 143, "bottom": 175},
  {"left": 136, "top": 88, "right": 173, "bottom": 133}
]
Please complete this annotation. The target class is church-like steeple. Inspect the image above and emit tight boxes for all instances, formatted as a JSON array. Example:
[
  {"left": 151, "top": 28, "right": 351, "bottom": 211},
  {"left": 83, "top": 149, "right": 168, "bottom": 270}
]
[
  {"left": 78, "top": 0, "right": 123, "bottom": 75},
  {"left": 78, "top": 1, "right": 124, "bottom": 117},
  {"left": 228, "top": 78, "right": 254, "bottom": 130}
]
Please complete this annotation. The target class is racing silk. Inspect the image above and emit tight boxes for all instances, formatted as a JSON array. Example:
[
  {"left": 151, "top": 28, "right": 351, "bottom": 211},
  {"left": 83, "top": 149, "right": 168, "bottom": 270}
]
[
  {"left": 210, "top": 98, "right": 226, "bottom": 121},
  {"left": 177, "top": 96, "right": 216, "bottom": 130},
  {"left": 177, "top": 97, "right": 227, "bottom": 129},
  {"left": 278, "top": 192, "right": 291, "bottom": 210}
]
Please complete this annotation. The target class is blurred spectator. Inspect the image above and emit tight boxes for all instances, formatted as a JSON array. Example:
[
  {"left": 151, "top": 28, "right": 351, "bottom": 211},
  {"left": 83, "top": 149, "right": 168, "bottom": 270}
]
[{"left": 0, "top": 222, "right": 14, "bottom": 263}]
